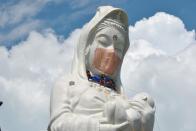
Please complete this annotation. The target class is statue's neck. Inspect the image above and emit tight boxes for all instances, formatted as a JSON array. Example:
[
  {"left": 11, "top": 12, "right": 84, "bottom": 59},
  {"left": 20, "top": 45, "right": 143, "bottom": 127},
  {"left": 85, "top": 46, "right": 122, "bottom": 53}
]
[{"left": 86, "top": 70, "right": 116, "bottom": 91}]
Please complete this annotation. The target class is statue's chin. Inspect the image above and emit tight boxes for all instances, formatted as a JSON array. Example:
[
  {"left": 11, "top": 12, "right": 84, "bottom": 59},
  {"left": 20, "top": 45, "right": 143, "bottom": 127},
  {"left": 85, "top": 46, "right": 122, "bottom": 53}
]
[
  {"left": 92, "top": 48, "right": 121, "bottom": 76},
  {"left": 92, "top": 62, "right": 119, "bottom": 77},
  {"left": 93, "top": 66, "right": 116, "bottom": 77}
]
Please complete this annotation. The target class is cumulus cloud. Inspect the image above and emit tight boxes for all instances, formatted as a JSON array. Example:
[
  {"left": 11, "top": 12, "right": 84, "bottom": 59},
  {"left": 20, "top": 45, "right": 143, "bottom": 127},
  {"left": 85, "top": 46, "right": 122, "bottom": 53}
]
[
  {"left": 129, "top": 12, "right": 195, "bottom": 55},
  {"left": 0, "top": 12, "right": 196, "bottom": 131},
  {"left": 122, "top": 12, "right": 196, "bottom": 131},
  {"left": 0, "top": 29, "right": 80, "bottom": 131}
]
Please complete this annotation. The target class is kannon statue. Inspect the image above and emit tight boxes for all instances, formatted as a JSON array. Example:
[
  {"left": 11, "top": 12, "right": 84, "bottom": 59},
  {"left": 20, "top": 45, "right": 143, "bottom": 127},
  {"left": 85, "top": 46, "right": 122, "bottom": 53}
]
[{"left": 48, "top": 6, "right": 155, "bottom": 131}]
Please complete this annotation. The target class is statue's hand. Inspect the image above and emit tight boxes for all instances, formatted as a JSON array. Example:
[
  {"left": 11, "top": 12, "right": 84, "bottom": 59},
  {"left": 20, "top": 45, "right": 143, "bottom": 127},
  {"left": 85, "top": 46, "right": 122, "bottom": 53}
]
[
  {"left": 128, "top": 93, "right": 155, "bottom": 130},
  {"left": 103, "top": 99, "right": 127, "bottom": 124},
  {"left": 99, "top": 121, "right": 130, "bottom": 131},
  {"left": 100, "top": 99, "right": 131, "bottom": 131},
  {"left": 129, "top": 93, "right": 155, "bottom": 120}
]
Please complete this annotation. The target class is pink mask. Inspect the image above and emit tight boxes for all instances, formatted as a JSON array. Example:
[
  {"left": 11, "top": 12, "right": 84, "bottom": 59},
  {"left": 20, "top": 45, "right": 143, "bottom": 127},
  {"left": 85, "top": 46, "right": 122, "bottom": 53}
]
[{"left": 93, "top": 48, "right": 121, "bottom": 75}]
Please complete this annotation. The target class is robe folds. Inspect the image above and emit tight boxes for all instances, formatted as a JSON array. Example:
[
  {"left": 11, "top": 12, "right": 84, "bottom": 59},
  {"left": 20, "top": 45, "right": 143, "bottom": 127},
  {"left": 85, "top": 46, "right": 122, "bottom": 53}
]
[
  {"left": 48, "top": 6, "right": 155, "bottom": 131},
  {"left": 48, "top": 75, "right": 155, "bottom": 131}
]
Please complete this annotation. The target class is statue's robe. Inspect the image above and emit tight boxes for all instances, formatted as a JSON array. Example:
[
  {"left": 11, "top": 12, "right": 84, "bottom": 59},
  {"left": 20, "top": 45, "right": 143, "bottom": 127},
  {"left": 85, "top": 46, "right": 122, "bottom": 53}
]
[
  {"left": 48, "top": 75, "right": 155, "bottom": 131},
  {"left": 48, "top": 6, "right": 155, "bottom": 131}
]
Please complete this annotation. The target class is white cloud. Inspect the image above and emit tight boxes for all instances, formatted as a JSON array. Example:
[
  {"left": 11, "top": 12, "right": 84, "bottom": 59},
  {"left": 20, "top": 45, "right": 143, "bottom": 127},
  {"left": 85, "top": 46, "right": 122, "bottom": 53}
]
[
  {"left": 0, "top": 20, "right": 42, "bottom": 44},
  {"left": 0, "top": 0, "right": 64, "bottom": 45},
  {"left": 122, "top": 12, "right": 196, "bottom": 131},
  {"left": 0, "top": 28, "right": 80, "bottom": 131},
  {"left": 0, "top": 12, "right": 196, "bottom": 131},
  {"left": 129, "top": 12, "right": 195, "bottom": 55}
]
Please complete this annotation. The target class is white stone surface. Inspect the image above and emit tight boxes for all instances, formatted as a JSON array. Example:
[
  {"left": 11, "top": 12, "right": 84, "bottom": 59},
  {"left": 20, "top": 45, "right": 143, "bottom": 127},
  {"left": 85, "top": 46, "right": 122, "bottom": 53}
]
[{"left": 48, "top": 6, "right": 155, "bottom": 131}]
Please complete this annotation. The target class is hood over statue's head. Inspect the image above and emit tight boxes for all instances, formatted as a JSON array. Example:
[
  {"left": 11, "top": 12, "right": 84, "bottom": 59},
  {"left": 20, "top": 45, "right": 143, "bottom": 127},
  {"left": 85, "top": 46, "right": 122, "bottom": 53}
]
[{"left": 71, "top": 6, "right": 130, "bottom": 93}]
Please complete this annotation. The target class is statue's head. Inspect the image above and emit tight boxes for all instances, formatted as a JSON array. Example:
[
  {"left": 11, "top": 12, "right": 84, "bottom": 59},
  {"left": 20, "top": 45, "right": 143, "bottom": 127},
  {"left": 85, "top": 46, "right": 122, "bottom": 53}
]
[
  {"left": 87, "top": 17, "right": 127, "bottom": 78},
  {"left": 72, "top": 6, "right": 129, "bottom": 93}
]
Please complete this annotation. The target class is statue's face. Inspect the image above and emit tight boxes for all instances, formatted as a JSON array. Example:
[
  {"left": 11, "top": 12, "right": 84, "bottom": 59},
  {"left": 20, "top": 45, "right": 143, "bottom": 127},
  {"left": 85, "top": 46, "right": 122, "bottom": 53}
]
[{"left": 88, "top": 26, "right": 126, "bottom": 77}]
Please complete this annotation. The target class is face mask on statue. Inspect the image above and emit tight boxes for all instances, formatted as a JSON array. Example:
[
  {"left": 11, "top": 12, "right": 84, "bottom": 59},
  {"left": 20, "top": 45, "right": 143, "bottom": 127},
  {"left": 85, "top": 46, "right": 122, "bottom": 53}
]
[{"left": 93, "top": 48, "right": 121, "bottom": 75}]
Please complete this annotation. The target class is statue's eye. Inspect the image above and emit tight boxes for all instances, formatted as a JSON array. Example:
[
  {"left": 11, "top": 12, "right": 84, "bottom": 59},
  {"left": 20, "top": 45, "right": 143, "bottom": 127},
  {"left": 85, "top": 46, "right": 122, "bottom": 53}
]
[{"left": 97, "top": 36, "right": 110, "bottom": 47}]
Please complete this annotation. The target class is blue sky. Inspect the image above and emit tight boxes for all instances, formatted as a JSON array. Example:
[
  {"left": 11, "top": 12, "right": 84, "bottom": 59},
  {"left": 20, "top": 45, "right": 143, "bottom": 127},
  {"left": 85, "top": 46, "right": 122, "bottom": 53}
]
[
  {"left": 0, "top": 0, "right": 196, "bottom": 47},
  {"left": 1, "top": 0, "right": 196, "bottom": 131}
]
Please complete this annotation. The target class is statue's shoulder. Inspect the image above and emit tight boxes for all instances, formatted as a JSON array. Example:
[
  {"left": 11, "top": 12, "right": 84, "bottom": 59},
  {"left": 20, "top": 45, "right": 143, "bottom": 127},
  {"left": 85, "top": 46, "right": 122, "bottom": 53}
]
[
  {"left": 54, "top": 74, "right": 75, "bottom": 89},
  {"left": 53, "top": 74, "right": 83, "bottom": 97}
]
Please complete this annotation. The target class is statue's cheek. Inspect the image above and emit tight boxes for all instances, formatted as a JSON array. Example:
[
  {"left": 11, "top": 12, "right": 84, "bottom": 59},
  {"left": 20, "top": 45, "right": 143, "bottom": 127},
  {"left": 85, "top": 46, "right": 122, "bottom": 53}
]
[{"left": 93, "top": 48, "right": 121, "bottom": 75}]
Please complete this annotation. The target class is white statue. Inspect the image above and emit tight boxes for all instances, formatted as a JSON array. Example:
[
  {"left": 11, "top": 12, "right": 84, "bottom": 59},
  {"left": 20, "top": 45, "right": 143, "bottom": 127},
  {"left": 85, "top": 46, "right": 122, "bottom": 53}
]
[{"left": 48, "top": 6, "right": 155, "bottom": 131}]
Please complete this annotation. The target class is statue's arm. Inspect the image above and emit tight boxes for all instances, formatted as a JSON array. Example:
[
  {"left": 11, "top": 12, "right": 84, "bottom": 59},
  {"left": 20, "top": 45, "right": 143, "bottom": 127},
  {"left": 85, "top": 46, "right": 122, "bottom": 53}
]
[
  {"left": 127, "top": 93, "right": 155, "bottom": 131},
  {"left": 48, "top": 76, "right": 133, "bottom": 131},
  {"left": 48, "top": 77, "right": 99, "bottom": 131}
]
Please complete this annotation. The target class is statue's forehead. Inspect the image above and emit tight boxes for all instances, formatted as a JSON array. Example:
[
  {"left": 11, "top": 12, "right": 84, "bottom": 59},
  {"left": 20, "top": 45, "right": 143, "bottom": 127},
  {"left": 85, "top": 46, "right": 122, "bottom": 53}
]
[
  {"left": 95, "top": 26, "right": 126, "bottom": 39},
  {"left": 94, "top": 27, "right": 126, "bottom": 50}
]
